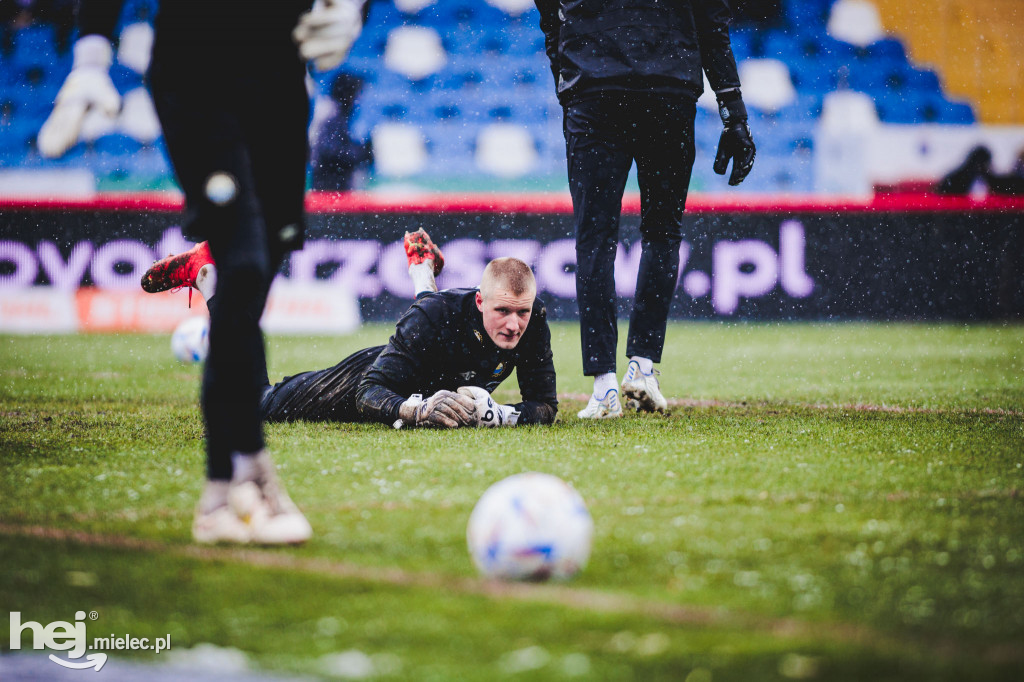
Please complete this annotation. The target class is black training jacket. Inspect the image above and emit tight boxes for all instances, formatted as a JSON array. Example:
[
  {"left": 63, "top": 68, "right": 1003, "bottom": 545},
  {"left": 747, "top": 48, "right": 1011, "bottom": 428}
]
[
  {"left": 355, "top": 289, "right": 558, "bottom": 426},
  {"left": 534, "top": 0, "right": 742, "bottom": 104}
]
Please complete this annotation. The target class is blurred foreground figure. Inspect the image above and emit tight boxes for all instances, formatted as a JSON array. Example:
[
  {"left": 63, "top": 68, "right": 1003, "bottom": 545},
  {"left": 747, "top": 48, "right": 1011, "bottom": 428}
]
[
  {"left": 39, "top": 0, "right": 365, "bottom": 544},
  {"left": 143, "top": 230, "right": 557, "bottom": 429},
  {"left": 936, "top": 145, "right": 1024, "bottom": 196},
  {"left": 534, "top": 0, "right": 756, "bottom": 418}
]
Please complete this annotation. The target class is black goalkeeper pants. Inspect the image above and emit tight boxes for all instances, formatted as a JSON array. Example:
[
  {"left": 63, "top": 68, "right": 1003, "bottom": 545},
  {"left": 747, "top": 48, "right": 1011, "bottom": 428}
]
[
  {"left": 565, "top": 93, "right": 696, "bottom": 376},
  {"left": 259, "top": 346, "right": 385, "bottom": 423},
  {"left": 150, "top": 54, "right": 309, "bottom": 481}
]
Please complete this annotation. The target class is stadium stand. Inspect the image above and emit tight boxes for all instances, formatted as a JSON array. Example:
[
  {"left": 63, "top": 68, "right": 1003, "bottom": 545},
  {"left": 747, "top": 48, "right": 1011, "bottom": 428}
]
[
  {"left": 870, "top": 0, "right": 1024, "bottom": 124},
  {"left": 0, "top": 0, "right": 981, "bottom": 194}
]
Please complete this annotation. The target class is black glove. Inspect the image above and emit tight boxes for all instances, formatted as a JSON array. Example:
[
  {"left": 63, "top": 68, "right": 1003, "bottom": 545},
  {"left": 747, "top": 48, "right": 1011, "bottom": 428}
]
[{"left": 714, "top": 95, "right": 756, "bottom": 186}]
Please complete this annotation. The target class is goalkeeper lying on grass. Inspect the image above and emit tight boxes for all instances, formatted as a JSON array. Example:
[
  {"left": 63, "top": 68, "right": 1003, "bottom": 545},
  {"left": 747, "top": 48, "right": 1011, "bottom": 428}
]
[{"left": 143, "top": 229, "right": 557, "bottom": 429}]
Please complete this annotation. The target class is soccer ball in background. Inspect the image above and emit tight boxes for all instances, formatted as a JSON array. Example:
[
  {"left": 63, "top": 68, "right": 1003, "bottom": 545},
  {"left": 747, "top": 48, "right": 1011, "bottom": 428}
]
[
  {"left": 467, "top": 472, "right": 594, "bottom": 581},
  {"left": 171, "top": 316, "right": 209, "bottom": 364}
]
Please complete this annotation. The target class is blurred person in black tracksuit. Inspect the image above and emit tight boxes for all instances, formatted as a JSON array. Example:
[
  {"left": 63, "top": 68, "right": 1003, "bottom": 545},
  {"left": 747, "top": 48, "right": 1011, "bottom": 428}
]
[
  {"left": 142, "top": 230, "right": 557, "bottom": 430},
  {"left": 311, "top": 72, "right": 374, "bottom": 190},
  {"left": 38, "top": 0, "right": 366, "bottom": 544},
  {"left": 534, "top": 0, "right": 756, "bottom": 419},
  {"left": 936, "top": 145, "right": 1024, "bottom": 196}
]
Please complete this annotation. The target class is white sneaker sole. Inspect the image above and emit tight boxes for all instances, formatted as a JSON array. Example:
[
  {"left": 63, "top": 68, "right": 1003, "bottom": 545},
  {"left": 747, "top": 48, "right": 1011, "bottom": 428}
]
[
  {"left": 576, "top": 403, "right": 623, "bottom": 419},
  {"left": 231, "top": 481, "right": 313, "bottom": 545},
  {"left": 192, "top": 507, "right": 252, "bottom": 544}
]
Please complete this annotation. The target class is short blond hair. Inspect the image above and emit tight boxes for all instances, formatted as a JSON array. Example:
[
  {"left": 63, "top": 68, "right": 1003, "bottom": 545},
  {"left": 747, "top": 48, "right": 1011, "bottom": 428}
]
[{"left": 480, "top": 257, "right": 536, "bottom": 299}]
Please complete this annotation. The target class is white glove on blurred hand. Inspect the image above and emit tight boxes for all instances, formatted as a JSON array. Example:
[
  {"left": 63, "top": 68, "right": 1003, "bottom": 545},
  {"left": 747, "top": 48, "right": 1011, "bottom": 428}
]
[
  {"left": 457, "top": 386, "right": 521, "bottom": 427},
  {"left": 38, "top": 35, "right": 120, "bottom": 158},
  {"left": 292, "top": 0, "right": 364, "bottom": 72}
]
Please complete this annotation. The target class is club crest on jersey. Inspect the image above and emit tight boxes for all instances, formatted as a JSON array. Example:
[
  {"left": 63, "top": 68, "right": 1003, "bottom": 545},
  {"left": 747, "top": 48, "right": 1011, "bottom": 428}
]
[{"left": 492, "top": 362, "right": 506, "bottom": 377}]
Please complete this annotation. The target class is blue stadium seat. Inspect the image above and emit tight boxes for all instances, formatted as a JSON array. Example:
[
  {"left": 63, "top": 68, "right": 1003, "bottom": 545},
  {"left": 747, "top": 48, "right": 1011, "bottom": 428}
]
[
  {"left": 363, "top": 0, "right": 404, "bottom": 29},
  {"left": 863, "top": 38, "right": 907, "bottom": 63},
  {"left": 472, "top": 90, "right": 548, "bottom": 123},
  {"left": 903, "top": 67, "right": 941, "bottom": 93},
  {"left": 11, "top": 25, "right": 59, "bottom": 68},
  {"left": 93, "top": 134, "right": 144, "bottom": 157},
  {"left": 762, "top": 29, "right": 797, "bottom": 60},
  {"left": 508, "top": 55, "right": 547, "bottom": 89},
  {"left": 109, "top": 64, "right": 145, "bottom": 92},
  {"left": 128, "top": 145, "right": 171, "bottom": 178},
  {"left": 847, "top": 61, "right": 905, "bottom": 95},
  {"left": 808, "top": 35, "right": 859, "bottom": 63},
  {"left": 728, "top": 27, "right": 754, "bottom": 61},
  {"left": 916, "top": 93, "right": 975, "bottom": 124},
  {"left": 438, "top": 54, "right": 490, "bottom": 88},
  {"left": 119, "top": 0, "right": 158, "bottom": 24},
  {"left": 427, "top": 0, "right": 479, "bottom": 26},
  {"left": 874, "top": 91, "right": 919, "bottom": 123},
  {"left": 340, "top": 57, "right": 381, "bottom": 85},
  {"left": 0, "top": 115, "right": 39, "bottom": 157},
  {"left": 504, "top": 25, "right": 546, "bottom": 56},
  {"left": 441, "top": 24, "right": 487, "bottom": 56},
  {"left": 788, "top": 57, "right": 838, "bottom": 92},
  {"left": 783, "top": 0, "right": 832, "bottom": 27},
  {"left": 420, "top": 121, "right": 480, "bottom": 176},
  {"left": 941, "top": 100, "right": 976, "bottom": 125},
  {"left": 348, "top": 24, "right": 389, "bottom": 60}
]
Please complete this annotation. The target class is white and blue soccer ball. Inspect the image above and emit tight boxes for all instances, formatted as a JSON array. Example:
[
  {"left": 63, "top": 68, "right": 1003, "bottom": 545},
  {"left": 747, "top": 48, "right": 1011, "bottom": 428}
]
[
  {"left": 467, "top": 472, "right": 593, "bottom": 581},
  {"left": 170, "top": 316, "right": 209, "bottom": 364}
]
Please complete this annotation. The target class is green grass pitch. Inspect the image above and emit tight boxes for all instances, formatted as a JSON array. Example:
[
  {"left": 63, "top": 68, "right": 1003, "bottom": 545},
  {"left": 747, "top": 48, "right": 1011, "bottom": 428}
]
[{"left": 2, "top": 322, "right": 1023, "bottom": 680}]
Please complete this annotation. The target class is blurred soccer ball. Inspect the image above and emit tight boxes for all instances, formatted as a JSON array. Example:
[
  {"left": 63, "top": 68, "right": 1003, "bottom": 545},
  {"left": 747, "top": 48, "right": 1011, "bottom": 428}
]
[
  {"left": 467, "top": 472, "right": 593, "bottom": 581},
  {"left": 170, "top": 316, "right": 209, "bottom": 364}
]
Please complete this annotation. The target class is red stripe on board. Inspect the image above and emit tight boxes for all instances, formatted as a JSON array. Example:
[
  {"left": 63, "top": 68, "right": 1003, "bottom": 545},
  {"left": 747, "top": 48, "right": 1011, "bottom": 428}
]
[{"left": 1, "top": 191, "right": 1023, "bottom": 213}]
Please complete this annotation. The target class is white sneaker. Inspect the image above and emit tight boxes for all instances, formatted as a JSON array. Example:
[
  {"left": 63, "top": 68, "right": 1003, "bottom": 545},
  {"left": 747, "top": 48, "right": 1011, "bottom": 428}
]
[
  {"left": 192, "top": 453, "right": 312, "bottom": 545},
  {"left": 192, "top": 504, "right": 253, "bottom": 544},
  {"left": 621, "top": 360, "right": 668, "bottom": 413},
  {"left": 229, "top": 481, "right": 313, "bottom": 545},
  {"left": 577, "top": 388, "right": 623, "bottom": 419},
  {"left": 232, "top": 453, "right": 313, "bottom": 545}
]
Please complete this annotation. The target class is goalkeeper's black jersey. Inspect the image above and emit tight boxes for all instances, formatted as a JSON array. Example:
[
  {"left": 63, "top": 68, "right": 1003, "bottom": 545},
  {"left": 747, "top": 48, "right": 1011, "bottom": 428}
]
[{"left": 357, "top": 289, "right": 558, "bottom": 426}]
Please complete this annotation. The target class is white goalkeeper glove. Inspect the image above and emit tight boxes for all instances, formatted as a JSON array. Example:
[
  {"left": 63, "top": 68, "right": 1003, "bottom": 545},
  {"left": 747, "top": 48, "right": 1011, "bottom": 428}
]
[
  {"left": 38, "top": 35, "right": 121, "bottom": 158},
  {"left": 397, "top": 390, "right": 478, "bottom": 429},
  {"left": 292, "top": 0, "right": 364, "bottom": 72},
  {"left": 457, "top": 386, "right": 521, "bottom": 427}
]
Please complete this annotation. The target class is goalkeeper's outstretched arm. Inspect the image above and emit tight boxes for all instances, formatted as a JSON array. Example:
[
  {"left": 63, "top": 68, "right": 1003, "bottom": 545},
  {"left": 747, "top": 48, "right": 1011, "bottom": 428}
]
[{"left": 508, "top": 304, "right": 557, "bottom": 425}]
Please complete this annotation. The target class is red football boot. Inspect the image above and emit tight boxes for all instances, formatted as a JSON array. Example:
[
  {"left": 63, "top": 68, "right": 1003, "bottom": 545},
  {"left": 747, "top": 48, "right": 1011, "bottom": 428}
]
[
  {"left": 141, "top": 241, "right": 214, "bottom": 294},
  {"left": 403, "top": 228, "right": 445, "bottom": 277}
]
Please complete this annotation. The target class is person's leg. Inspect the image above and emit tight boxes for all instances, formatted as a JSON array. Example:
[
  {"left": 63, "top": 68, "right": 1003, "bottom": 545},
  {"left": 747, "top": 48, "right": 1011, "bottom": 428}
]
[
  {"left": 565, "top": 97, "right": 632, "bottom": 418},
  {"left": 568, "top": 98, "right": 631, "bottom": 378},
  {"left": 150, "top": 70, "right": 267, "bottom": 477},
  {"left": 201, "top": 227, "right": 281, "bottom": 477},
  {"left": 621, "top": 96, "right": 696, "bottom": 412},
  {"left": 150, "top": 61, "right": 310, "bottom": 543},
  {"left": 403, "top": 228, "right": 444, "bottom": 296},
  {"left": 628, "top": 96, "right": 694, "bottom": 362}
]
